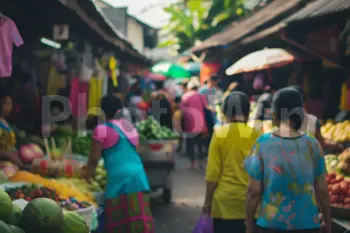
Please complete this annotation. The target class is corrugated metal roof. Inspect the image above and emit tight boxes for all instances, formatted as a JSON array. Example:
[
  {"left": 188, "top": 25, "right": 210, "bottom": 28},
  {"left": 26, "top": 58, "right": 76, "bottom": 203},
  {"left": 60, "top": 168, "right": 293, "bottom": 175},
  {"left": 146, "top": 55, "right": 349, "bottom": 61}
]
[
  {"left": 286, "top": 0, "right": 350, "bottom": 23},
  {"left": 59, "top": 0, "right": 149, "bottom": 63},
  {"left": 192, "top": 0, "right": 303, "bottom": 52},
  {"left": 240, "top": 22, "right": 286, "bottom": 44}
]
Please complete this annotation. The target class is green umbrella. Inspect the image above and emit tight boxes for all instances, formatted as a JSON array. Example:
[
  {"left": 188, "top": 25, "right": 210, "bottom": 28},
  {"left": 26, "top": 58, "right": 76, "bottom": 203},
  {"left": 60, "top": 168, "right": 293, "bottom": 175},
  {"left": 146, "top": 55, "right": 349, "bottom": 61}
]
[
  {"left": 183, "top": 62, "right": 200, "bottom": 76},
  {"left": 151, "top": 62, "right": 191, "bottom": 79}
]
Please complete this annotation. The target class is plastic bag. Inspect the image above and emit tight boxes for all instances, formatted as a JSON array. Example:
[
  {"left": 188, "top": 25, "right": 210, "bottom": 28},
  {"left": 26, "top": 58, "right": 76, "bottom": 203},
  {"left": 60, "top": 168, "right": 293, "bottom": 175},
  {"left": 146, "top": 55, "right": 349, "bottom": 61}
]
[{"left": 192, "top": 215, "right": 213, "bottom": 233}]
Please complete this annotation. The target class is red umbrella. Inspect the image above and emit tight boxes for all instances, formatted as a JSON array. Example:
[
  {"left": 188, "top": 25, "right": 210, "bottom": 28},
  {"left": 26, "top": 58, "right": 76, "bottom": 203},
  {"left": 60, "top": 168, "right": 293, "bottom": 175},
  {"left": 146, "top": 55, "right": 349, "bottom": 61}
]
[{"left": 147, "top": 73, "right": 166, "bottom": 81}]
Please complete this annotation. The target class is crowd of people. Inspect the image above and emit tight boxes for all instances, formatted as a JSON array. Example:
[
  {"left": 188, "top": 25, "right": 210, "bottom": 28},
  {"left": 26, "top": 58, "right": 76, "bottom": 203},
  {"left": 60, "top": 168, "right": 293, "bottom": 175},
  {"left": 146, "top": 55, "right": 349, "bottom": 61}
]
[{"left": 80, "top": 75, "right": 334, "bottom": 233}]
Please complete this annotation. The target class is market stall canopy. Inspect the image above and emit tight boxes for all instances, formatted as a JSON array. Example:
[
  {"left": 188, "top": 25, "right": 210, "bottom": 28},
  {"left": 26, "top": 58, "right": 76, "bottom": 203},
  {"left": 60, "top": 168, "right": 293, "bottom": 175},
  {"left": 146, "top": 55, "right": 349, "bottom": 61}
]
[
  {"left": 147, "top": 73, "right": 167, "bottom": 81},
  {"left": 191, "top": 0, "right": 304, "bottom": 53},
  {"left": 285, "top": 0, "right": 350, "bottom": 23},
  {"left": 151, "top": 62, "right": 191, "bottom": 79},
  {"left": 58, "top": 0, "right": 150, "bottom": 65},
  {"left": 183, "top": 62, "right": 201, "bottom": 76},
  {"left": 225, "top": 48, "right": 295, "bottom": 76}
]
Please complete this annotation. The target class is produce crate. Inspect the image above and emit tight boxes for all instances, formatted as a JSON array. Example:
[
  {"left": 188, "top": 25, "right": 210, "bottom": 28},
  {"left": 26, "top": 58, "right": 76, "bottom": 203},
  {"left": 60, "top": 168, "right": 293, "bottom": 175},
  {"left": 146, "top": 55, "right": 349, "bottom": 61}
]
[
  {"left": 147, "top": 140, "right": 178, "bottom": 157},
  {"left": 74, "top": 205, "right": 95, "bottom": 230},
  {"left": 331, "top": 205, "right": 350, "bottom": 220},
  {"left": 31, "top": 158, "right": 83, "bottom": 178}
]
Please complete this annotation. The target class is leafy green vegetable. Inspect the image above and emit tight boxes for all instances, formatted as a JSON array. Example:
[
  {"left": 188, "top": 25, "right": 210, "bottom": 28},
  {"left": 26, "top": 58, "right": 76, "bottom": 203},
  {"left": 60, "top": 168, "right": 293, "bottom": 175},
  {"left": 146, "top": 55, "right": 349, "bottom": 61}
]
[{"left": 136, "top": 116, "right": 179, "bottom": 140}]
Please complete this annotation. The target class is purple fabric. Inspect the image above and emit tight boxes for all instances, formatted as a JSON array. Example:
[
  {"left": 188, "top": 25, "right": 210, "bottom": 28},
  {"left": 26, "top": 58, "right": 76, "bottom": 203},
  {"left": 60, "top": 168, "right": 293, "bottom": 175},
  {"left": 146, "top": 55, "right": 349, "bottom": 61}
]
[
  {"left": 253, "top": 73, "right": 264, "bottom": 90},
  {"left": 192, "top": 216, "right": 213, "bottom": 233}
]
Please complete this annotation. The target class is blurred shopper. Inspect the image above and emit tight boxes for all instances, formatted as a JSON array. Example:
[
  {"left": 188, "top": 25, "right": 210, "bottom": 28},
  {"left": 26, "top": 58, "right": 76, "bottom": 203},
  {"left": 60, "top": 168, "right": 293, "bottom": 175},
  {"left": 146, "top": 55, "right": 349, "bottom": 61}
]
[
  {"left": 203, "top": 92, "right": 260, "bottom": 233},
  {"left": 84, "top": 95, "right": 154, "bottom": 233},
  {"left": 180, "top": 79, "right": 209, "bottom": 169},
  {"left": 129, "top": 88, "right": 144, "bottom": 108},
  {"left": 292, "top": 85, "right": 340, "bottom": 152},
  {"left": 245, "top": 87, "right": 331, "bottom": 233},
  {"left": 222, "top": 82, "right": 239, "bottom": 101},
  {"left": 199, "top": 76, "right": 223, "bottom": 112},
  {"left": 249, "top": 92, "right": 273, "bottom": 134},
  {"left": 149, "top": 92, "right": 173, "bottom": 129}
]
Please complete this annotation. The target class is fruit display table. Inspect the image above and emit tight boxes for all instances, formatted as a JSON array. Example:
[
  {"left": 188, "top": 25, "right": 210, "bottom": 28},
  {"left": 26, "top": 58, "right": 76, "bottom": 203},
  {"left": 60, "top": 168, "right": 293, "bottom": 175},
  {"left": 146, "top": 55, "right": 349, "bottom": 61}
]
[
  {"left": 321, "top": 121, "right": 350, "bottom": 149},
  {"left": 0, "top": 183, "right": 92, "bottom": 233},
  {"left": 324, "top": 148, "right": 350, "bottom": 231},
  {"left": 332, "top": 218, "right": 350, "bottom": 232}
]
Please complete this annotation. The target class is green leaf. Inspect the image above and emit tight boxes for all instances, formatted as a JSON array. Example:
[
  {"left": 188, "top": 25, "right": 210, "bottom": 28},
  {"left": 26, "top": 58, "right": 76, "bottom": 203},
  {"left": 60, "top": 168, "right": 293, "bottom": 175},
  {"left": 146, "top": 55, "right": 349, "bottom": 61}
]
[
  {"left": 187, "top": 0, "right": 203, "bottom": 12},
  {"left": 162, "top": 5, "right": 193, "bottom": 37},
  {"left": 158, "top": 39, "right": 179, "bottom": 48},
  {"left": 211, "top": 11, "right": 231, "bottom": 26},
  {"left": 224, "top": 0, "right": 231, "bottom": 9}
]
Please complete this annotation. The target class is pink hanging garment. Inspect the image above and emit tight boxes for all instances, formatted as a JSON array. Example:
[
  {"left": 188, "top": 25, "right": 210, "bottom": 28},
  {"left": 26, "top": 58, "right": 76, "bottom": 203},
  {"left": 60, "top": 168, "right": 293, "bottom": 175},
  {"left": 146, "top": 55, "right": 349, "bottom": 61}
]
[
  {"left": 70, "top": 77, "right": 89, "bottom": 118},
  {"left": 78, "top": 81, "right": 88, "bottom": 117},
  {"left": 0, "top": 16, "right": 24, "bottom": 77},
  {"left": 70, "top": 77, "right": 79, "bottom": 118}
]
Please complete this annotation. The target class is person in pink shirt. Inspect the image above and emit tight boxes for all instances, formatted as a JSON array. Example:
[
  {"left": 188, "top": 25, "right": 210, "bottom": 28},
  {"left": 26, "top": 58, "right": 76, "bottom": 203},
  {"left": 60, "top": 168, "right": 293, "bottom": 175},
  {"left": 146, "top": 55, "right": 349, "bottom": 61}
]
[{"left": 180, "top": 79, "right": 209, "bottom": 169}]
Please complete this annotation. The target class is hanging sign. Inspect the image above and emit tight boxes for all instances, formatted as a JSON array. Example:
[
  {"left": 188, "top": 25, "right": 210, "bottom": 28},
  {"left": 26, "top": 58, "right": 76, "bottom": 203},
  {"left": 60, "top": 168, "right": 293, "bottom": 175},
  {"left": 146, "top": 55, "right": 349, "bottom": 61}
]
[
  {"left": 340, "top": 19, "right": 350, "bottom": 66},
  {"left": 53, "top": 25, "right": 69, "bottom": 40}
]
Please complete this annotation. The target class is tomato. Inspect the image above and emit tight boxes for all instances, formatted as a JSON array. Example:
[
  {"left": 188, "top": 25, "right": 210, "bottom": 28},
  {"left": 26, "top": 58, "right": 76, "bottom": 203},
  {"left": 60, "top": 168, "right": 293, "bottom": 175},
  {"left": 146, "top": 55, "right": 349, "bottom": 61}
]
[
  {"left": 331, "top": 195, "right": 339, "bottom": 203},
  {"left": 345, "top": 198, "right": 350, "bottom": 204},
  {"left": 332, "top": 184, "right": 341, "bottom": 194}
]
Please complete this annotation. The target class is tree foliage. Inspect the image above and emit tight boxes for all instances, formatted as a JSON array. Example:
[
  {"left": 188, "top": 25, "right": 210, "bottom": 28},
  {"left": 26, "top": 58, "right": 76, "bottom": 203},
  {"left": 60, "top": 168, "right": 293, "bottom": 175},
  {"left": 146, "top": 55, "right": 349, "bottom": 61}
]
[{"left": 158, "top": 0, "right": 248, "bottom": 53}]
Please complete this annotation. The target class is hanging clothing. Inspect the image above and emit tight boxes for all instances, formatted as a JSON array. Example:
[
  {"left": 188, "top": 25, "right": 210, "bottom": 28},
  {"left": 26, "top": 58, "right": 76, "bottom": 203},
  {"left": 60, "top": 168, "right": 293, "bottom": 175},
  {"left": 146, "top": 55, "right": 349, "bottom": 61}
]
[
  {"left": 88, "top": 76, "right": 103, "bottom": 116},
  {"left": 80, "top": 63, "right": 93, "bottom": 83},
  {"left": 47, "top": 66, "right": 65, "bottom": 95},
  {"left": 70, "top": 77, "right": 88, "bottom": 118},
  {"left": 102, "top": 73, "right": 108, "bottom": 96},
  {"left": 109, "top": 56, "right": 118, "bottom": 87},
  {"left": 340, "top": 82, "right": 350, "bottom": 111},
  {"left": 0, "top": 16, "right": 23, "bottom": 77}
]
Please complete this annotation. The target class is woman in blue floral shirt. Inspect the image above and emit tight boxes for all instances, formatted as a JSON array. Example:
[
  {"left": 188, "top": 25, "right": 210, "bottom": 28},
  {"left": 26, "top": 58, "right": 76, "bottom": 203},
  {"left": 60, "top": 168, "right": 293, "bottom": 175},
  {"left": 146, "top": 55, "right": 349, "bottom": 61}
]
[{"left": 244, "top": 87, "right": 331, "bottom": 233}]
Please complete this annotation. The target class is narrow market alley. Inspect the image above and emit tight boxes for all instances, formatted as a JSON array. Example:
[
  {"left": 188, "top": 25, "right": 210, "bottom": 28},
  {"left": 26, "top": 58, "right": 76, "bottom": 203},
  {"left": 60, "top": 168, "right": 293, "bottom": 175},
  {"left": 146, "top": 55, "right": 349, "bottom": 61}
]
[{"left": 152, "top": 154, "right": 205, "bottom": 233}]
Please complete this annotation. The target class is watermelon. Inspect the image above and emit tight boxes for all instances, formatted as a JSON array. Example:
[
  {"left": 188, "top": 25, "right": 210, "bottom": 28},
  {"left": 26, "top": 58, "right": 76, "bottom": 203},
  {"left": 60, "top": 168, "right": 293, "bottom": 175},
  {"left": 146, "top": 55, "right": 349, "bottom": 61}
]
[
  {"left": 62, "top": 211, "right": 89, "bottom": 233},
  {"left": 8, "top": 225, "right": 25, "bottom": 233},
  {"left": 0, "top": 190, "right": 13, "bottom": 223},
  {"left": 10, "top": 203, "right": 22, "bottom": 226},
  {"left": 0, "top": 220, "right": 11, "bottom": 233},
  {"left": 19, "top": 198, "right": 64, "bottom": 233}
]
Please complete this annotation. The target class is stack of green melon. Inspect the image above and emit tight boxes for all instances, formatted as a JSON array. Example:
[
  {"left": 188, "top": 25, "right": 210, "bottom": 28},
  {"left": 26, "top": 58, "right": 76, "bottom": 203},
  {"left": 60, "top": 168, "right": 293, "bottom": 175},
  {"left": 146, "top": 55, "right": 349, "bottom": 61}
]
[{"left": 0, "top": 189, "right": 89, "bottom": 233}]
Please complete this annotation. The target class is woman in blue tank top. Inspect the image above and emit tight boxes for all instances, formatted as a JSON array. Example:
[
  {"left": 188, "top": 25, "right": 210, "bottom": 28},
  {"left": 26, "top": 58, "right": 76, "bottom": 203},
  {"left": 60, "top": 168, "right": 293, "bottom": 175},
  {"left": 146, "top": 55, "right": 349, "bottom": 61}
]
[{"left": 83, "top": 94, "right": 154, "bottom": 233}]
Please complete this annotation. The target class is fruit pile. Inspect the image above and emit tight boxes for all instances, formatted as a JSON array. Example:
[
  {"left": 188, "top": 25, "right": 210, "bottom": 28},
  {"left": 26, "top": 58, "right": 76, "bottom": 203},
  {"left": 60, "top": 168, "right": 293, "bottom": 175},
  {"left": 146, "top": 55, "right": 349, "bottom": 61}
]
[
  {"left": 11, "top": 171, "right": 95, "bottom": 205},
  {"left": 326, "top": 172, "right": 350, "bottom": 208},
  {"left": 93, "top": 163, "right": 107, "bottom": 190},
  {"left": 321, "top": 121, "right": 350, "bottom": 143},
  {"left": 136, "top": 116, "right": 179, "bottom": 140},
  {"left": 337, "top": 148, "right": 350, "bottom": 176},
  {"left": 325, "top": 154, "right": 338, "bottom": 173},
  {"left": 0, "top": 189, "right": 90, "bottom": 233},
  {"left": 5, "top": 185, "right": 91, "bottom": 210},
  {"left": 58, "top": 178, "right": 103, "bottom": 194}
]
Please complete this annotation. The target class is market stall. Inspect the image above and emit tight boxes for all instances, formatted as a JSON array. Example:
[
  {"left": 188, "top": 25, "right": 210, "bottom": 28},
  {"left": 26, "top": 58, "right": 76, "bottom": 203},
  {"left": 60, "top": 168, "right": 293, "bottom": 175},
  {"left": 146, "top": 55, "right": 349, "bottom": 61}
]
[{"left": 325, "top": 148, "right": 350, "bottom": 233}]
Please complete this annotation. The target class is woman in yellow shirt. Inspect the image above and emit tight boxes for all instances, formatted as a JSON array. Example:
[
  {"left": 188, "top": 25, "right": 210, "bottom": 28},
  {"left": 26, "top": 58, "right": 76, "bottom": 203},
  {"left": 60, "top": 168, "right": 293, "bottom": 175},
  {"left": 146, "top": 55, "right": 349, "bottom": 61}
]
[{"left": 203, "top": 92, "right": 260, "bottom": 233}]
